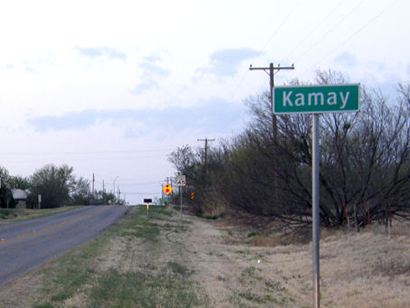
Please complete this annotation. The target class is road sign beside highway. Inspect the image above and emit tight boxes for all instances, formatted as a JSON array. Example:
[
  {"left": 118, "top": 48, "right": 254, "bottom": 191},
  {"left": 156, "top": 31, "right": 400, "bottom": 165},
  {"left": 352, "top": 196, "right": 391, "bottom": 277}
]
[
  {"left": 273, "top": 82, "right": 360, "bottom": 308},
  {"left": 175, "top": 175, "right": 186, "bottom": 186},
  {"left": 273, "top": 84, "right": 359, "bottom": 114}
]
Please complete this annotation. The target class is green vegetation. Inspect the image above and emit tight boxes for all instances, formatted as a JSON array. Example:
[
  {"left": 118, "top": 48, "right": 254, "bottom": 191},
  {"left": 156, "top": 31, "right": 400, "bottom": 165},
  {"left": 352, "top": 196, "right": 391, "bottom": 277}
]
[
  {"left": 230, "top": 290, "right": 284, "bottom": 307},
  {"left": 0, "top": 209, "right": 18, "bottom": 219},
  {"left": 88, "top": 264, "right": 201, "bottom": 308},
  {"left": 0, "top": 164, "right": 124, "bottom": 209},
  {"left": 169, "top": 71, "right": 410, "bottom": 230},
  {"left": 0, "top": 207, "right": 78, "bottom": 223},
  {"left": 33, "top": 206, "right": 208, "bottom": 308}
]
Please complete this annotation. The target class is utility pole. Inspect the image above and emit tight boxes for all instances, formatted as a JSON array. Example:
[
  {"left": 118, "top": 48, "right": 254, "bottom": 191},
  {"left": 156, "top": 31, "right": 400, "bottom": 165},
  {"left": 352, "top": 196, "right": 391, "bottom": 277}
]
[
  {"left": 92, "top": 173, "right": 95, "bottom": 197},
  {"left": 249, "top": 62, "right": 295, "bottom": 111},
  {"left": 102, "top": 180, "right": 106, "bottom": 204},
  {"left": 249, "top": 63, "right": 295, "bottom": 202},
  {"left": 113, "top": 176, "right": 119, "bottom": 194},
  {"left": 113, "top": 176, "right": 119, "bottom": 204},
  {"left": 197, "top": 138, "right": 215, "bottom": 169}
]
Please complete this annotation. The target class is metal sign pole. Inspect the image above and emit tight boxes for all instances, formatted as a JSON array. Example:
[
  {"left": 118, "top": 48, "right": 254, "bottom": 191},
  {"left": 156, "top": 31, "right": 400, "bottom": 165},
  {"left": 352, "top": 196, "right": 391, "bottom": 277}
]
[
  {"left": 272, "top": 82, "right": 359, "bottom": 308},
  {"left": 312, "top": 113, "right": 320, "bottom": 308},
  {"left": 175, "top": 174, "right": 186, "bottom": 219},
  {"left": 180, "top": 186, "right": 183, "bottom": 218},
  {"left": 38, "top": 194, "right": 42, "bottom": 209}
]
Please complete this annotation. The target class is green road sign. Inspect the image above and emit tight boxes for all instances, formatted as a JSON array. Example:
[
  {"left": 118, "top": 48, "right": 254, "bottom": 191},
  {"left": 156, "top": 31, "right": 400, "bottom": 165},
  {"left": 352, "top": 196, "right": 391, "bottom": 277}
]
[{"left": 273, "top": 84, "right": 359, "bottom": 114}]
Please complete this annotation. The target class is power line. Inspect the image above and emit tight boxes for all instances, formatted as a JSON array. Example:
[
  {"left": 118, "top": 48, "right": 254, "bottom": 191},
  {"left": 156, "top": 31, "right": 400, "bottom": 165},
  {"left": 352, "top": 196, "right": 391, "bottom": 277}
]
[
  {"left": 260, "top": 0, "right": 303, "bottom": 53},
  {"left": 0, "top": 148, "right": 174, "bottom": 156},
  {"left": 229, "top": 1, "right": 301, "bottom": 99},
  {"left": 115, "top": 177, "right": 162, "bottom": 182},
  {"left": 117, "top": 180, "right": 163, "bottom": 185},
  {"left": 0, "top": 155, "right": 168, "bottom": 164},
  {"left": 286, "top": 0, "right": 345, "bottom": 60},
  {"left": 249, "top": 63, "right": 295, "bottom": 106},
  {"left": 121, "top": 192, "right": 159, "bottom": 195},
  {"left": 249, "top": 63, "right": 295, "bottom": 203},
  {"left": 197, "top": 138, "right": 215, "bottom": 168},
  {"left": 299, "top": 0, "right": 400, "bottom": 78},
  {"left": 293, "top": 0, "right": 365, "bottom": 64}
]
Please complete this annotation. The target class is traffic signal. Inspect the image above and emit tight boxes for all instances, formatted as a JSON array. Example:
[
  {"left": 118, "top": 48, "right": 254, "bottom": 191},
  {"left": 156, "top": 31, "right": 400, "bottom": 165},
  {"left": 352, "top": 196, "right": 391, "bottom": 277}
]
[
  {"left": 162, "top": 184, "right": 173, "bottom": 195},
  {"left": 190, "top": 191, "right": 195, "bottom": 200}
]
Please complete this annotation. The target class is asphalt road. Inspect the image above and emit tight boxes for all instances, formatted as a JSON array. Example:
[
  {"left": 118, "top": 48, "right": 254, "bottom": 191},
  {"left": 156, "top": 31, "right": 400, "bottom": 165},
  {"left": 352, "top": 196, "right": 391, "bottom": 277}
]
[{"left": 0, "top": 205, "right": 127, "bottom": 285}]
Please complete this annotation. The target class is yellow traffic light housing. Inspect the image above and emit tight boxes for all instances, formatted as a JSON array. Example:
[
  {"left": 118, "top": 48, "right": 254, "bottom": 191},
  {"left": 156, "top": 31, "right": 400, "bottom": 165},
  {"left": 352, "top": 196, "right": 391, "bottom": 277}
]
[{"left": 162, "top": 184, "right": 173, "bottom": 195}]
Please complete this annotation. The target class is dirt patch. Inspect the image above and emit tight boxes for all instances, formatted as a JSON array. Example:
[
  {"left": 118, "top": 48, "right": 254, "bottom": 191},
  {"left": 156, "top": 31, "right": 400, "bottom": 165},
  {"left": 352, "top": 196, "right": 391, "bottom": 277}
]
[
  {"left": 0, "top": 269, "right": 44, "bottom": 307},
  {"left": 178, "top": 213, "right": 410, "bottom": 307},
  {"left": 1, "top": 208, "right": 409, "bottom": 307}
]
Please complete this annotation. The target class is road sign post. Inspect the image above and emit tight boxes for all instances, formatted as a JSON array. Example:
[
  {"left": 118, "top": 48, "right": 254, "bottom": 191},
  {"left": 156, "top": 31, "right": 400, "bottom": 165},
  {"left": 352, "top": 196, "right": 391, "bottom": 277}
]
[
  {"left": 274, "top": 84, "right": 359, "bottom": 114},
  {"left": 312, "top": 113, "right": 320, "bottom": 308},
  {"left": 175, "top": 175, "right": 186, "bottom": 218},
  {"left": 179, "top": 187, "right": 183, "bottom": 218},
  {"left": 144, "top": 198, "right": 152, "bottom": 217},
  {"left": 274, "top": 83, "right": 359, "bottom": 308}
]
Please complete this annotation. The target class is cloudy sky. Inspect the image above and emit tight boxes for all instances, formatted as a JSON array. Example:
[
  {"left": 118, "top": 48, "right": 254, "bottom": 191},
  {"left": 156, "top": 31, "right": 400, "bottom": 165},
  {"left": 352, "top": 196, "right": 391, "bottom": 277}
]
[{"left": 0, "top": 0, "right": 408, "bottom": 203}]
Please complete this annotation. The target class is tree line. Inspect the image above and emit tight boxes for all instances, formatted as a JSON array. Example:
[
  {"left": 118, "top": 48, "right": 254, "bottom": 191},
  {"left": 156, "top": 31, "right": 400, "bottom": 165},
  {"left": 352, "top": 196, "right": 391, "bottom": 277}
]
[
  {"left": 0, "top": 164, "right": 121, "bottom": 208},
  {"left": 169, "top": 71, "right": 410, "bottom": 230}
]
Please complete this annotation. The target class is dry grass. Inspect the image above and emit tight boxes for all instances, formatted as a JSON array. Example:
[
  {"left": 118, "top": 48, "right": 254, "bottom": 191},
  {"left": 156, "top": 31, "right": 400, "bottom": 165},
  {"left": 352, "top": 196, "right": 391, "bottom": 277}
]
[
  {"left": 201, "top": 216, "right": 410, "bottom": 307},
  {"left": 0, "top": 206, "right": 79, "bottom": 224},
  {"left": 0, "top": 208, "right": 409, "bottom": 307},
  {"left": 318, "top": 226, "right": 410, "bottom": 307}
]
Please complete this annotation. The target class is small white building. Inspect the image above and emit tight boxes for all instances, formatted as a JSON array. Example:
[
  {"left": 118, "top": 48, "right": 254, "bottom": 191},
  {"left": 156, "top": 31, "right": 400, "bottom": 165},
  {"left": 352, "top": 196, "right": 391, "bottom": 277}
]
[{"left": 11, "top": 189, "right": 28, "bottom": 208}]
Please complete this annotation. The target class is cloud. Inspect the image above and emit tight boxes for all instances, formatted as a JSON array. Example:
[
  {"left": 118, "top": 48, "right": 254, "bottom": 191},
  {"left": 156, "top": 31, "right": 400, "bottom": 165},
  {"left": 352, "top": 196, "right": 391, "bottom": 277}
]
[
  {"left": 132, "top": 53, "right": 170, "bottom": 95},
  {"left": 19, "top": 52, "right": 56, "bottom": 74},
  {"left": 199, "top": 48, "right": 262, "bottom": 77},
  {"left": 0, "top": 64, "right": 14, "bottom": 71},
  {"left": 76, "top": 47, "right": 127, "bottom": 61},
  {"left": 24, "top": 65, "right": 40, "bottom": 74},
  {"left": 131, "top": 80, "right": 159, "bottom": 94},
  {"left": 28, "top": 99, "right": 246, "bottom": 137},
  {"left": 140, "top": 61, "right": 169, "bottom": 77},
  {"left": 29, "top": 109, "right": 104, "bottom": 131},
  {"left": 334, "top": 52, "right": 357, "bottom": 67}
]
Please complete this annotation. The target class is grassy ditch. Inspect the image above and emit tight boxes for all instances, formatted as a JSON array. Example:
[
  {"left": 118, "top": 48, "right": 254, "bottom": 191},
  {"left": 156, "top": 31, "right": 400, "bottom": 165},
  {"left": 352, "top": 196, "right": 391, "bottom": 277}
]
[
  {"left": 33, "top": 206, "right": 209, "bottom": 308},
  {"left": 0, "top": 207, "right": 79, "bottom": 224}
]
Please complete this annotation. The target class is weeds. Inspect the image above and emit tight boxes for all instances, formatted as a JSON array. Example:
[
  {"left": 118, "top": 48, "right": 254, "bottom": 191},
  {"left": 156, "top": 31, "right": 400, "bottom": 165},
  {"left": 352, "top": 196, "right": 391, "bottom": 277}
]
[
  {"left": 265, "top": 279, "right": 284, "bottom": 292},
  {"left": 88, "top": 269, "right": 206, "bottom": 308},
  {"left": 0, "top": 209, "right": 18, "bottom": 219},
  {"left": 167, "top": 261, "right": 193, "bottom": 277},
  {"left": 33, "top": 206, "right": 208, "bottom": 308},
  {"left": 0, "top": 207, "right": 77, "bottom": 223},
  {"left": 231, "top": 290, "right": 282, "bottom": 306},
  {"left": 374, "top": 255, "right": 410, "bottom": 277}
]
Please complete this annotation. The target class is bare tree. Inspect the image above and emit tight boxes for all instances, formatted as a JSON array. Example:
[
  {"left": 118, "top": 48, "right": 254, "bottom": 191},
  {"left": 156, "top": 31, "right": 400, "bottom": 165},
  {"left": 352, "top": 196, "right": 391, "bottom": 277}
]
[{"left": 168, "top": 71, "right": 410, "bottom": 229}]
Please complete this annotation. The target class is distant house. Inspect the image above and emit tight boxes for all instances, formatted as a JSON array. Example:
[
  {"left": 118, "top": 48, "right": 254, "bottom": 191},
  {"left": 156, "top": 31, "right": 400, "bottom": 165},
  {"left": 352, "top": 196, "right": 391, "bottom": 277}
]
[{"left": 11, "top": 189, "right": 28, "bottom": 208}]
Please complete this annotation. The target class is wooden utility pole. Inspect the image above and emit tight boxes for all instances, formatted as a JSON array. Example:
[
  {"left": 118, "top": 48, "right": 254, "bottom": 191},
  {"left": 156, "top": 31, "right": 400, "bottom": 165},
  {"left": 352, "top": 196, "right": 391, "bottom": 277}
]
[
  {"left": 249, "top": 63, "right": 295, "bottom": 202},
  {"left": 102, "top": 180, "right": 106, "bottom": 204},
  {"left": 92, "top": 173, "right": 95, "bottom": 196},
  {"left": 197, "top": 138, "right": 215, "bottom": 168}
]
